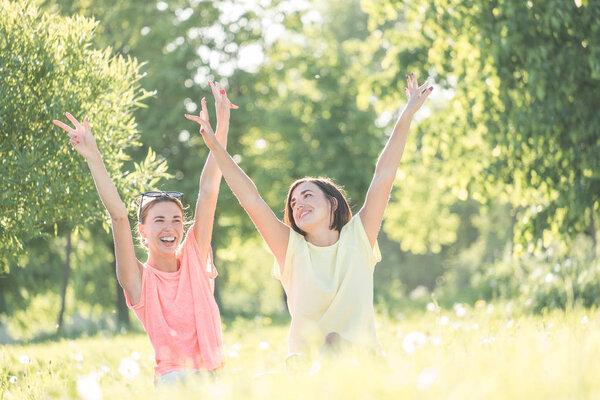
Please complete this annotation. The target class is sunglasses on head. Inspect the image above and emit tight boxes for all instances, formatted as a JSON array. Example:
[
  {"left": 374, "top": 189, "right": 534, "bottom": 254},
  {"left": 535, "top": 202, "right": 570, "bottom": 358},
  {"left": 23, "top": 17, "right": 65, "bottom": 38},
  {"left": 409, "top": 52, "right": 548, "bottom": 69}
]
[{"left": 137, "top": 191, "right": 184, "bottom": 220}]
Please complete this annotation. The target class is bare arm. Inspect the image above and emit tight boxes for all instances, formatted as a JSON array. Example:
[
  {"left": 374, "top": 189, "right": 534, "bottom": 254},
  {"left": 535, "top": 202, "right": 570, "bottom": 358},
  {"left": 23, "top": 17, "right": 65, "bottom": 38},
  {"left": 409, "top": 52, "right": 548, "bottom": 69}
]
[
  {"left": 187, "top": 112, "right": 290, "bottom": 268},
  {"left": 186, "top": 82, "right": 237, "bottom": 258},
  {"left": 358, "top": 73, "right": 433, "bottom": 247},
  {"left": 52, "top": 113, "right": 142, "bottom": 303}
]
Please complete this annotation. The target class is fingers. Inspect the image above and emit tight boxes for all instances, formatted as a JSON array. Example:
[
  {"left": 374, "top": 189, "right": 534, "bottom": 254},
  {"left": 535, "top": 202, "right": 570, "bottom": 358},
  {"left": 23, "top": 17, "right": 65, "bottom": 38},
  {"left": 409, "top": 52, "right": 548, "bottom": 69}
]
[
  {"left": 184, "top": 114, "right": 213, "bottom": 133},
  {"left": 200, "top": 97, "right": 208, "bottom": 121},
  {"left": 52, "top": 119, "right": 74, "bottom": 133},
  {"left": 83, "top": 116, "right": 90, "bottom": 132},
  {"left": 208, "top": 80, "right": 220, "bottom": 100},
  {"left": 65, "top": 112, "right": 82, "bottom": 130}
]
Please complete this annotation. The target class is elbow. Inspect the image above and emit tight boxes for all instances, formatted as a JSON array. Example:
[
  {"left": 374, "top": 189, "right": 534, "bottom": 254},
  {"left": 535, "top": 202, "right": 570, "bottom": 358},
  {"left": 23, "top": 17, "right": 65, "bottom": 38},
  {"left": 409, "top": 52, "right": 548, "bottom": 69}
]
[
  {"left": 110, "top": 204, "right": 129, "bottom": 222},
  {"left": 373, "top": 167, "right": 396, "bottom": 184}
]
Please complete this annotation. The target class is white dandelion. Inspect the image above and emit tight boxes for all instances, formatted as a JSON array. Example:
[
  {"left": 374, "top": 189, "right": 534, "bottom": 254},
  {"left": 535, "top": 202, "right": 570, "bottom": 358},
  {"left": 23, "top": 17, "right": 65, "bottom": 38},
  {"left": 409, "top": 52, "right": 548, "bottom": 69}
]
[
  {"left": 402, "top": 331, "right": 427, "bottom": 355},
  {"left": 118, "top": 357, "right": 140, "bottom": 380},
  {"left": 18, "top": 355, "right": 31, "bottom": 364},
  {"left": 258, "top": 341, "right": 270, "bottom": 350},
  {"left": 417, "top": 367, "right": 438, "bottom": 388},
  {"left": 76, "top": 373, "right": 102, "bottom": 400}
]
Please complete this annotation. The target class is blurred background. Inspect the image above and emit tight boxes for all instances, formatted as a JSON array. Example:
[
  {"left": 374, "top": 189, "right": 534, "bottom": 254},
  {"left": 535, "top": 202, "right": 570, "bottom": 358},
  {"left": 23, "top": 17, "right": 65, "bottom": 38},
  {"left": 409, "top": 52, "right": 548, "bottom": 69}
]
[{"left": 1, "top": 0, "right": 598, "bottom": 342}]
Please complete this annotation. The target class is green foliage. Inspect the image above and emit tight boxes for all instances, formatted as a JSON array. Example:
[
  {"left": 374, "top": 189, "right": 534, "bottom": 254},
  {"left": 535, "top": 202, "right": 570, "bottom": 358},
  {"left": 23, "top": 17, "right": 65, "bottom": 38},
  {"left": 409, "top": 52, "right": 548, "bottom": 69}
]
[
  {"left": 0, "top": 1, "right": 168, "bottom": 271},
  {"left": 361, "top": 0, "right": 600, "bottom": 248}
]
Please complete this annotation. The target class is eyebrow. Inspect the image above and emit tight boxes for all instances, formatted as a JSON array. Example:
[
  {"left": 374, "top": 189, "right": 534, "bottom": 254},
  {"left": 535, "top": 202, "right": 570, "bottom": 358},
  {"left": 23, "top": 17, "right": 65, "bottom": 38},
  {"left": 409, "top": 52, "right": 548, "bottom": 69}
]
[
  {"left": 153, "top": 215, "right": 183, "bottom": 220},
  {"left": 291, "top": 189, "right": 314, "bottom": 204}
]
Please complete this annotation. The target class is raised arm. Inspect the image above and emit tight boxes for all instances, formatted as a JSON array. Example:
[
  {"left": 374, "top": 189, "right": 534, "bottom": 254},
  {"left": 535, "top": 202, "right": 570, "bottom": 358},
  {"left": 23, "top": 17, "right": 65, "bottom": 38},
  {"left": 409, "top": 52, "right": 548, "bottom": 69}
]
[
  {"left": 358, "top": 72, "right": 433, "bottom": 247},
  {"left": 52, "top": 113, "right": 142, "bottom": 303},
  {"left": 185, "top": 82, "right": 237, "bottom": 257},
  {"left": 186, "top": 108, "right": 290, "bottom": 268}
]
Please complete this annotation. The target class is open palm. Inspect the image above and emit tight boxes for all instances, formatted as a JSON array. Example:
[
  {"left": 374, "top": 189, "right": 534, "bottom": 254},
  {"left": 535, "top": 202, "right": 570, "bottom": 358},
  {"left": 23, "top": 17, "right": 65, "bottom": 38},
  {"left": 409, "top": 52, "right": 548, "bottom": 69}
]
[{"left": 404, "top": 72, "right": 433, "bottom": 115}]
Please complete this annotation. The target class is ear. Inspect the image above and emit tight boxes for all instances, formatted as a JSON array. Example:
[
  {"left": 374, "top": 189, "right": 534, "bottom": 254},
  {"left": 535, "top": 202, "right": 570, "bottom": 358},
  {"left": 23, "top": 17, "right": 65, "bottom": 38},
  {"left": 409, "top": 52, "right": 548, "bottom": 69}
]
[
  {"left": 138, "top": 223, "right": 146, "bottom": 239},
  {"left": 330, "top": 197, "right": 338, "bottom": 212}
]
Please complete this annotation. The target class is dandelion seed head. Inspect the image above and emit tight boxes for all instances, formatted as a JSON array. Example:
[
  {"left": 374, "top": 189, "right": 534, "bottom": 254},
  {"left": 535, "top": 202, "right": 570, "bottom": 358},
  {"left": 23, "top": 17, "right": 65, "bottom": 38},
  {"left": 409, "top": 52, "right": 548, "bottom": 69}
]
[
  {"left": 18, "top": 355, "right": 31, "bottom": 364},
  {"left": 402, "top": 331, "right": 427, "bottom": 355},
  {"left": 76, "top": 374, "right": 102, "bottom": 400},
  {"left": 258, "top": 341, "right": 270, "bottom": 350},
  {"left": 118, "top": 357, "right": 140, "bottom": 380},
  {"left": 417, "top": 366, "right": 438, "bottom": 388}
]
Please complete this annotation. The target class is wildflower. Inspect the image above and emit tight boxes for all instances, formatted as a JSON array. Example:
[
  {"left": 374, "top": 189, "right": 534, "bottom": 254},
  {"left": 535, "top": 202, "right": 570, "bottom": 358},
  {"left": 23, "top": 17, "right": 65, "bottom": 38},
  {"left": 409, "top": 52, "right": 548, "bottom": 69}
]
[
  {"left": 438, "top": 316, "right": 449, "bottom": 326},
  {"left": 130, "top": 351, "right": 141, "bottom": 360},
  {"left": 76, "top": 374, "right": 102, "bottom": 400},
  {"left": 73, "top": 353, "right": 84, "bottom": 362},
  {"left": 9, "top": 376, "right": 17, "bottom": 384},
  {"left": 430, "top": 336, "right": 442, "bottom": 347},
  {"left": 18, "top": 355, "right": 31, "bottom": 364},
  {"left": 453, "top": 303, "right": 467, "bottom": 317},
  {"left": 581, "top": 316, "right": 589, "bottom": 325},
  {"left": 118, "top": 357, "right": 140, "bottom": 380},
  {"left": 417, "top": 367, "right": 438, "bottom": 388},
  {"left": 402, "top": 331, "right": 427, "bottom": 355},
  {"left": 258, "top": 341, "right": 270, "bottom": 350}
]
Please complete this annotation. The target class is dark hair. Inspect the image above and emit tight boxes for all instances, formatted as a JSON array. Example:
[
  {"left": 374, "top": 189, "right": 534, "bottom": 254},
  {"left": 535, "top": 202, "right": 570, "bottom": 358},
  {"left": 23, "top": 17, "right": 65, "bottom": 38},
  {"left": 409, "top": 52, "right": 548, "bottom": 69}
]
[{"left": 284, "top": 177, "right": 352, "bottom": 236}]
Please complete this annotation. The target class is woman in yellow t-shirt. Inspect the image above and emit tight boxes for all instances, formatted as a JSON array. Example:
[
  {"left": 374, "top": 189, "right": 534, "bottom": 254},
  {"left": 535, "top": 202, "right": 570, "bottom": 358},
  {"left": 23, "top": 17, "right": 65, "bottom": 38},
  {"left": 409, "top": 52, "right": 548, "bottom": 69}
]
[{"left": 194, "top": 73, "right": 433, "bottom": 356}]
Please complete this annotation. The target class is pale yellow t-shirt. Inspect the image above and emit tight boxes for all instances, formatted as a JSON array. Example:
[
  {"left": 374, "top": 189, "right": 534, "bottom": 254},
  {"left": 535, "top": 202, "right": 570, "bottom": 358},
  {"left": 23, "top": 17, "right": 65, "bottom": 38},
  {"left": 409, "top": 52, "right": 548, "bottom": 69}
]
[{"left": 273, "top": 215, "right": 382, "bottom": 354}]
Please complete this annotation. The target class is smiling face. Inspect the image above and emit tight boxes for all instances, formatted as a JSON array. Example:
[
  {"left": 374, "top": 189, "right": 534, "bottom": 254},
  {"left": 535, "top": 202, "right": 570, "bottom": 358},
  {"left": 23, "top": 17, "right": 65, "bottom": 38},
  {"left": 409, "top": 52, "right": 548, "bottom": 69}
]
[
  {"left": 289, "top": 181, "right": 335, "bottom": 233},
  {"left": 138, "top": 200, "right": 184, "bottom": 255}
]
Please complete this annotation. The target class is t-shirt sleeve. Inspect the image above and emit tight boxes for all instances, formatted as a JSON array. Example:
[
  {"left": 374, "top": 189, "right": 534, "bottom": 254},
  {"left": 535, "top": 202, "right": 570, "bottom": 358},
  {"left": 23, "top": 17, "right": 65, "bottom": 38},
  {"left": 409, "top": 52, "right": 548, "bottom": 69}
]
[
  {"left": 355, "top": 215, "right": 382, "bottom": 267},
  {"left": 179, "top": 224, "right": 218, "bottom": 280},
  {"left": 272, "top": 228, "right": 299, "bottom": 284}
]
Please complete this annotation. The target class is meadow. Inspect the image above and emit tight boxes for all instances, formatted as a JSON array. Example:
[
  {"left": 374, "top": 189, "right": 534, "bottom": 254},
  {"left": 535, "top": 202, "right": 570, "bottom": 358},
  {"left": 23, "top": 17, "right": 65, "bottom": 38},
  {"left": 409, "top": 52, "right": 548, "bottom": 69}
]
[{"left": 2, "top": 303, "right": 598, "bottom": 400}]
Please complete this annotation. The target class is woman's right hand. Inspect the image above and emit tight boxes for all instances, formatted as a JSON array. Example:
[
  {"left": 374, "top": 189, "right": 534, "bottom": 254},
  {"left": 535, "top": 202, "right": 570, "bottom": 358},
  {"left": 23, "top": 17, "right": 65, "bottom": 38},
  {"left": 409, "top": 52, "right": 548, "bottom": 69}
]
[
  {"left": 52, "top": 112, "right": 99, "bottom": 160},
  {"left": 185, "top": 100, "right": 220, "bottom": 151}
]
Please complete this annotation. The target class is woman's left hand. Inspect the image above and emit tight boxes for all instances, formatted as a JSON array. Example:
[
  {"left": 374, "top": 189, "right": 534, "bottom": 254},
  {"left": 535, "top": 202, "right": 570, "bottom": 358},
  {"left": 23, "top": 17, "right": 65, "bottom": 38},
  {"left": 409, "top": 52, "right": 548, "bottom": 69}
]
[{"left": 404, "top": 72, "right": 433, "bottom": 116}]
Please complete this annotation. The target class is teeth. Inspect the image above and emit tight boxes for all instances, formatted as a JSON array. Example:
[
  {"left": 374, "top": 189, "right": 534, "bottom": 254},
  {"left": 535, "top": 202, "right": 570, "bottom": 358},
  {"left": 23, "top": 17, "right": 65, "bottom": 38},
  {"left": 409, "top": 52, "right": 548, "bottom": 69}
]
[{"left": 161, "top": 237, "right": 175, "bottom": 242}]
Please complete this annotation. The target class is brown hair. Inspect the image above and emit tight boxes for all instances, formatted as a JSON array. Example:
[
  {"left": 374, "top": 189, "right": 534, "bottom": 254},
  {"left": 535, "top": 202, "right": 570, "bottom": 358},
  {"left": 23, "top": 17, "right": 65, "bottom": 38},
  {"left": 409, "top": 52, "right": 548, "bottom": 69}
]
[
  {"left": 284, "top": 177, "right": 352, "bottom": 236},
  {"left": 137, "top": 196, "right": 188, "bottom": 248},
  {"left": 138, "top": 196, "right": 185, "bottom": 224}
]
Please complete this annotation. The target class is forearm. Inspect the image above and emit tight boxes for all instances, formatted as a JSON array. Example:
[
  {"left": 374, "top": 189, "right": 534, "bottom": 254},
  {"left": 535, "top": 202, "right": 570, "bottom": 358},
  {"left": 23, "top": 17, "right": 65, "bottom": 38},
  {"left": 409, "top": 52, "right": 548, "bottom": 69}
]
[
  {"left": 374, "top": 109, "right": 414, "bottom": 177},
  {"left": 197, "top": 120, "right": 228, "bottom": 196},
  {"left": 209, "top": 140, "right": 261, "bottom": 208},
  {"left": 86, "top": 151, "right": 128, "bottom": 219}
]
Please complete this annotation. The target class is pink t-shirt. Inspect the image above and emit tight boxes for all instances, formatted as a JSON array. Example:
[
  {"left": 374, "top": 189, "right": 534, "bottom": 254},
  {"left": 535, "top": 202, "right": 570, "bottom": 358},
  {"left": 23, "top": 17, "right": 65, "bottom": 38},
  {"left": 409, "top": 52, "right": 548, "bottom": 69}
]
[{"left": 125, "top": 225, "right": 223, "bottom": 378}]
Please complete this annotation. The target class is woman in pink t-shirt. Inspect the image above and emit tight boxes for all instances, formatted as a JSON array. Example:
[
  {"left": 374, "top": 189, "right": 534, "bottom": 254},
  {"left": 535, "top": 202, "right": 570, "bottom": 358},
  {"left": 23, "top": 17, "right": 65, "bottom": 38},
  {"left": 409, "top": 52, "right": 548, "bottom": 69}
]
[{"left": 53, "top": 82, "right": 237, "bottom": 384}]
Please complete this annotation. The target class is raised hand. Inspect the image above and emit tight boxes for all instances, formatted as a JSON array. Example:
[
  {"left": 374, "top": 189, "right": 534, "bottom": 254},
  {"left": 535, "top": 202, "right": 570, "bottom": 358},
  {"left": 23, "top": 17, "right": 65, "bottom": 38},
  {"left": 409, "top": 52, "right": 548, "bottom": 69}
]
[
  {"left": 185, "top": 81, "right": 237, "bottom": 149},
  {"left": 209, "top": 81, "right": 238, "bottom": 132},
  {"left": 403, "top": 72, "right": 433, "bottom": 116},
  {"left": 52, "top": 112, "right": 98, "bottom": 160}
]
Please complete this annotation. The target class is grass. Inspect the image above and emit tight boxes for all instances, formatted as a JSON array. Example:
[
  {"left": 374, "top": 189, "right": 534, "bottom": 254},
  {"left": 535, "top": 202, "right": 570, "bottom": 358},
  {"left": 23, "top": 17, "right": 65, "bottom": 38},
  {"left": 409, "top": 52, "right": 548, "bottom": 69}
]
[{"left": 1, "top": 303, "right": 599, "bottom": 399}]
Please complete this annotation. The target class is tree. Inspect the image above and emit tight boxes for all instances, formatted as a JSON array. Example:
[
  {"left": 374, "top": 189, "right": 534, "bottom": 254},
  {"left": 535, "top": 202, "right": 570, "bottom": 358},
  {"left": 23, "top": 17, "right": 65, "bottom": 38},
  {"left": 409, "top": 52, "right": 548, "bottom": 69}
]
[
  {"left": 360, "top": 0, "right": 600, "bottom": 250},
  {"left": 0, "top": 1, "right": 169, "bottom": 331}
]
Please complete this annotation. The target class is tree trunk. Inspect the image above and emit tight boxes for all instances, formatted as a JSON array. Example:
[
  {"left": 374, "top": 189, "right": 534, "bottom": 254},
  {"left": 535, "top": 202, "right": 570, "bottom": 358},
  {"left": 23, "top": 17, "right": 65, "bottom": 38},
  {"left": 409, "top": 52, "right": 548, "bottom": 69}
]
[{"left": 57, "top": 232, "right": 71, "bottom": 333}]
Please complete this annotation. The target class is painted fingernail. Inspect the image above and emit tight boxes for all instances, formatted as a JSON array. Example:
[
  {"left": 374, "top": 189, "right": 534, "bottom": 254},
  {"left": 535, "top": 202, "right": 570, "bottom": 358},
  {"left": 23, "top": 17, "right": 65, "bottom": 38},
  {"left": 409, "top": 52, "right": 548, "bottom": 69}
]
[
  {"left": 77, "top": 141, "right": 80, "bottom": 144},
  {"left": 429, "top": 87, "right": 434, "bottom": 91},
  {"left": 406, "top": 75, "right": 409, "bottom": 80},
  {"left": 221, "top": 89, "right": 225, "bottom": 95}
]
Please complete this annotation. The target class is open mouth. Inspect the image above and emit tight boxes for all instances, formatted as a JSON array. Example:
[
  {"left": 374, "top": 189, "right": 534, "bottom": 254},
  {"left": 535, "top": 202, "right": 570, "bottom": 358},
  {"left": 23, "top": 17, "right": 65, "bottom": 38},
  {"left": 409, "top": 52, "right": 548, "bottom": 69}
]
[{"left": 160, "top": 236, "right": 176, "bottom": 244}]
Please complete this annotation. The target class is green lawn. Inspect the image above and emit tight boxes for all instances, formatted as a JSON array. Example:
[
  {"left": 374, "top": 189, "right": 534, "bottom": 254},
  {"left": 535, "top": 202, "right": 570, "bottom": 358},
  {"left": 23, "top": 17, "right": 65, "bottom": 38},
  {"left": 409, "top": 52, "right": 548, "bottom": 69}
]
[{"left": 1, "top": 304, "right": 599, "bottom": 399}]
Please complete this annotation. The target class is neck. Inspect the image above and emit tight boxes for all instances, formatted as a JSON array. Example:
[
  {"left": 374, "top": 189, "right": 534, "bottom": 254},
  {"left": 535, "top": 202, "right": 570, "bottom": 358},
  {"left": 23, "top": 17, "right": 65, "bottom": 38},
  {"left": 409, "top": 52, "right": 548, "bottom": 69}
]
[
  {"left": 305, "top": 227, "right": 340, "bottom": 247},
  {"left": 146, "top": 252, "right": 178, "bottom": 272}
]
